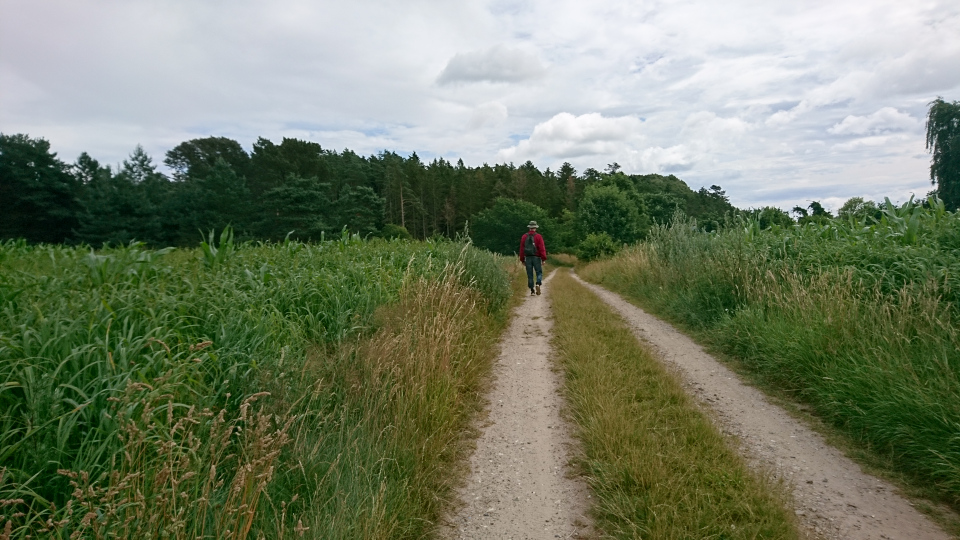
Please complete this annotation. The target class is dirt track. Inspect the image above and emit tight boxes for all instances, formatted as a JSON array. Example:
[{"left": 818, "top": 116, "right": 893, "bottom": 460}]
[
  {"left": 441, "top": 271, "right": 593, "bottom": 539},
  {"left": 572, "top": 273, "right": 952, "bottom": 540},
  {"left": 442, "top": 270, "right": 952, "bottom": 539}
]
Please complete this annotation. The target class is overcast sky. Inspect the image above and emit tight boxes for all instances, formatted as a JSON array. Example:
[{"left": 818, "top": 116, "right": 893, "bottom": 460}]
[{"left": 2, "top": 0, "right": 959, "bottom": 211}]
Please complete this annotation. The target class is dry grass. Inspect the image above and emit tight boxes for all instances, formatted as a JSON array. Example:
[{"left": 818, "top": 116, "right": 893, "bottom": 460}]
[
  {"left": 265, "top": 265, "right": 507, "bottom": 539},
  {"left": 578, "top": 220, "right": 960, "bottom": 520},
  {"left": 549, "top": 269, "right": 800, "bottom": 539},
  {"left": 549, "top": 253, "right": 578, "bottom": 267},
  {"left": 0, "top": 239, "right": 512, "bottom": 539}
]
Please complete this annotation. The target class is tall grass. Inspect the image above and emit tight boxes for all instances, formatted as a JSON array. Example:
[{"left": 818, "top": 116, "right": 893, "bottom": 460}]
[
  {"left": 580, "top": 197, "right": 960, "bottom": 508},
  {"left": 550, "top": 270, "right": 799, "bottom": 538},
  {"left": 0, "top": 234, "right": 510, "bottom": 538}
]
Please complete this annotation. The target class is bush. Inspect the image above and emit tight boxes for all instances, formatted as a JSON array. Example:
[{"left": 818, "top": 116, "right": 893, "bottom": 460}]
[
  {"left": 379, "top": 223, "right": 412, "bottom": 240},
  {"left": 577, "top": 232, "right": 620, "bottom": 262},
  {"left": 577, "top": 184, "right": 647, "bottom": 244}
]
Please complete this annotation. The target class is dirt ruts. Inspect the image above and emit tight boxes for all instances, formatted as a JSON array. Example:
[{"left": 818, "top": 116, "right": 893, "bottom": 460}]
[
  {"left": 572, "top": 272, "right": 952, "bottom": 540},
  {"left": 441, "top": 270, "right": 951, "bottom": 539},
  {"left": 441, "top": 271, "right": 593, "bottom": 539}
]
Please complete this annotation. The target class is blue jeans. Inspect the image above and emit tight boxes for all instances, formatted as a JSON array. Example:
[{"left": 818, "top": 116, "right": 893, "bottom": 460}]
[{"left": 525, "top": 257, "right": 543, "bottom": 290}]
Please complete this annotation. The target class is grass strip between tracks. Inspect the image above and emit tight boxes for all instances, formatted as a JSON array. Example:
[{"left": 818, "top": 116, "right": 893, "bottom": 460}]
[{"left": 549, "top": 269, "right": 800, "bottom": 539}]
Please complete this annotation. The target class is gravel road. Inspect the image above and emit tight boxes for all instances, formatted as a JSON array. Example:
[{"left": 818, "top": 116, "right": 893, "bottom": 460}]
[{"left": 572, "top": 273, "right": 953, "bottom": 540}]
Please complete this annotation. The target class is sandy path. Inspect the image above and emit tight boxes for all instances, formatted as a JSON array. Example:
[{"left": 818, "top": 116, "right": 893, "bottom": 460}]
[
  {"left": 441, "top": 270, "right": 593, "bottom": 539},
  {"left": 572, "top": 273, "right": 952, "bottom": 540}
]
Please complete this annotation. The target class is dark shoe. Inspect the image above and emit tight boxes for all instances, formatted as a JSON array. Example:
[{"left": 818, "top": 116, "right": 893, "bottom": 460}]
[
  {"left": 535, "top": 284, "right": 541, "bottom": 295},
  {"left": 530, "top": 289, "right": 535, "bottom": 296}
]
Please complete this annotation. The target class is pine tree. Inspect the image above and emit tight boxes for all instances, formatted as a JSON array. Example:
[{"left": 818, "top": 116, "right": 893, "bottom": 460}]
[{"left": 0, "top": 133, "right": 80, "bottom": 243}]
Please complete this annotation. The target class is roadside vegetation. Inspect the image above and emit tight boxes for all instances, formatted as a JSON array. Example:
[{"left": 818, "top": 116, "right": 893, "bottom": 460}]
[
  {"left": 0, "top": 231, "right": 510, "bottom": 538},
  {"left": 549, "top": 270, "right": 799, "bottom": 538},
  {"left": 580, "top": 196, "right": 960, "bottom": 513}
]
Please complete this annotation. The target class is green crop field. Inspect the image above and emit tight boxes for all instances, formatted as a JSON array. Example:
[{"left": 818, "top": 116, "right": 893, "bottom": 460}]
[
  {"left": 581, "top": 197, "right": 960, "bottom": 514},
  {"left": 0, "top": 230, "right": 511, "bottom": 538}
]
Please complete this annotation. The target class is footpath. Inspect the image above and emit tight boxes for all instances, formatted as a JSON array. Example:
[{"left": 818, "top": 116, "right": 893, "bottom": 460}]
[
  {"left": 441, "top": 271, "right": 593, "bottom": 539},
  {"left": 572, "top": 272, "right": 951, "bottom": 540},
  {"left": 442, "top": 269, "right": 952, "bottom": 540}
]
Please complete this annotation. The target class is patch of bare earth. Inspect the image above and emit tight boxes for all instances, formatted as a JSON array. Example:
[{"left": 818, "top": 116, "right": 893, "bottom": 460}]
[
  {"left": 440, "top": 271, "right": 593, "bottom": 539},
  {"left": 572, "top": 273, "right": 952, "bottom": 540}
]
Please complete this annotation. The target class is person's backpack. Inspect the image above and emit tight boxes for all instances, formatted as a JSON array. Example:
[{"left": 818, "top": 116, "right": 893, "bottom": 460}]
[{"left": 524, "top": 233, "right": 538, "bottom": 257}]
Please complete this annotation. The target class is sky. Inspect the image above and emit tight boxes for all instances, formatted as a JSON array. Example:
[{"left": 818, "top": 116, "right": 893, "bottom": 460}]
[{"left": 2, "top": 0, "right": 959, "bottom": 211}]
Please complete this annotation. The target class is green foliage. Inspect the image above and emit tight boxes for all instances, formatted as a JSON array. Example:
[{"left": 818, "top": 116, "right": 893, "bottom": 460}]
[
  {"left": 577, "top": 232, "right": 619, "bottom": 262},
  {"left": 582, "top": 197, "right": 960, "bottom": 507},
  {"left": 837, "top": 196, "right": 881, "bottom": 223},
  {"left": 174, "top": 158, "right": 252, "bottom": 243},
  {"left": 926, "top": 97, "right": 960, "bottom": 210},
  {"left": 199, "top": 226, "right": 236, "bottom": 268},
  {"left": 337, "top": 185, "right": 385, "bottom": 236},
  {"left": 744, "top": 206, "right": 794, "bottom": 230},
  {"left": 577, "top": 184, "right": 646, "bottom": 244},
  {"left": 793, "top": 200, "right": 833, "bottom": 225},
  {"left": 638, "top": 192, "right": 683, "bottom": 225},
  {"left": 258, "top": 174, "right": 332, "bottom": 241},
  {"left": 0, "top": 134, "right": 81, "bottom": 243},
  {"left": 3, "top": 130, "right": 738, "bottom": 249},
  {"left": 0, "top": 236, "right": 509, "bottom": 536},
  {"left": 164, "top": 136, "right": 251, "bottom": 183},
  {"left": 74, "top": 158, "right": 158, "bottom": 246},
  {"left": 470, "top": 197, "right": 548, "bottom": 255},
  {"left": 544, "top": 209, "right": 578, "bottom": 252},
  {"left": 378, "top": 223, "right": 412, "bottom": 240}
]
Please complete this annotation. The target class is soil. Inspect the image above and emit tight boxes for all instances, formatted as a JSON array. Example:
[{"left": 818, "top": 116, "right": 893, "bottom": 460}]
[
  {"left": 440, "top": 270, "right": 594, "bottom": 539},
  {"left": 571, "top": 272, "right": 953, "bottom": 540}
]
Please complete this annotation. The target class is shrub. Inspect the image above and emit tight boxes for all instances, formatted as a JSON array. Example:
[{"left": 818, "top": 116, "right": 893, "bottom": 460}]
[
  {"left": 577, "top": 232, "right": 619, "bottom": 262},
  {"left": 379, "top": 223, "right": 412, "bottom": 240}
]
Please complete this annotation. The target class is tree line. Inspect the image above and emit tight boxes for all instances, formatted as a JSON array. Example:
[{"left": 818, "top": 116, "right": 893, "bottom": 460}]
[
  {"left": 0, "top": 133, "right": 736, "bottom": 254},
  {"left": 2, "top": 96, "right": 955, "bottom": 254}
]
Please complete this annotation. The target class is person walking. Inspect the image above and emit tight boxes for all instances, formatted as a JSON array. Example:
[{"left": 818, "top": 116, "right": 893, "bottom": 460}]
[{"left": 519, "top": 221, "right": 547, "bottom": 296}]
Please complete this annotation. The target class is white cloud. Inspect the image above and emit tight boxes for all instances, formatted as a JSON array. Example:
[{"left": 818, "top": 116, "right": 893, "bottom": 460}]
[
  {"left": 437, "top": 45, "right": 546, "bottom": 85},
  {"left": 832, "top": 133, "right": 913, "bottom": 152},
  {"left": 635, "top": 145, "right": 696, "bottom": 173},
  {"left": 828, "top": 107, "right": 919, "bottom": 135},
  {"left": 468, "top": 102, "right": 509, "bottom": 129},
  {"left": 680, "top": 112, "right": 751, "bottom": 150},
  {"left": 1, "top": 0, "right": 957, "bottom": 210},
  {"left": 497, "top": 112, "right": 643, "bottom": 161}
]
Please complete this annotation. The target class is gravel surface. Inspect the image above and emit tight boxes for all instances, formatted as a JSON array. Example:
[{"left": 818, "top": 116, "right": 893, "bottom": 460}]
[
  {"left": 572, "top": 273, "right": 953, "bottom": 540},
  {"left": 440, "top": 271, "right": 593, "bottom": 539}
]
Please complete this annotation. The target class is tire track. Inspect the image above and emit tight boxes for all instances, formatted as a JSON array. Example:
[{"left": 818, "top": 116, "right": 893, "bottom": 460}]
[{"left": 572, "top": 272, "right": 951, "bottom": 540}]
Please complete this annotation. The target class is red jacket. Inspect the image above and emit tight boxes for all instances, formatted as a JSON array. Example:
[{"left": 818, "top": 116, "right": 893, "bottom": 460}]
[{"left": 519, "top": 232, "right": 547, "bottom": 262}]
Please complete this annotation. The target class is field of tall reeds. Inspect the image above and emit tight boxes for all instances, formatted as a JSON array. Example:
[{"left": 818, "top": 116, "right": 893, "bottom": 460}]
[
  {"left": 581, "top": 197, "right": 960, "bottom": 510},
  {"left": 0, "top": 230, "right": 511, "bottom": 538}
]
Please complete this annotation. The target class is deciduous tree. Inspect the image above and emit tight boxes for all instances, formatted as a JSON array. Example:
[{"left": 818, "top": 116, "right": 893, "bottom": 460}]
[
  {"left": 577, "top": 184, "right": 646, "bottom": 245},
  {"left": 926, "top": 97, "right": 960, "bottom": 210},
  {"left": 471, "top": 197, "right": 548, "bottom": 255}
]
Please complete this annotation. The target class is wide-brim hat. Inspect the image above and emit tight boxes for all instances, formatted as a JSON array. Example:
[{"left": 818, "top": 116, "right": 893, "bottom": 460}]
[{"left": 527, "top": 221, "right": 539, "bottom": 229}]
